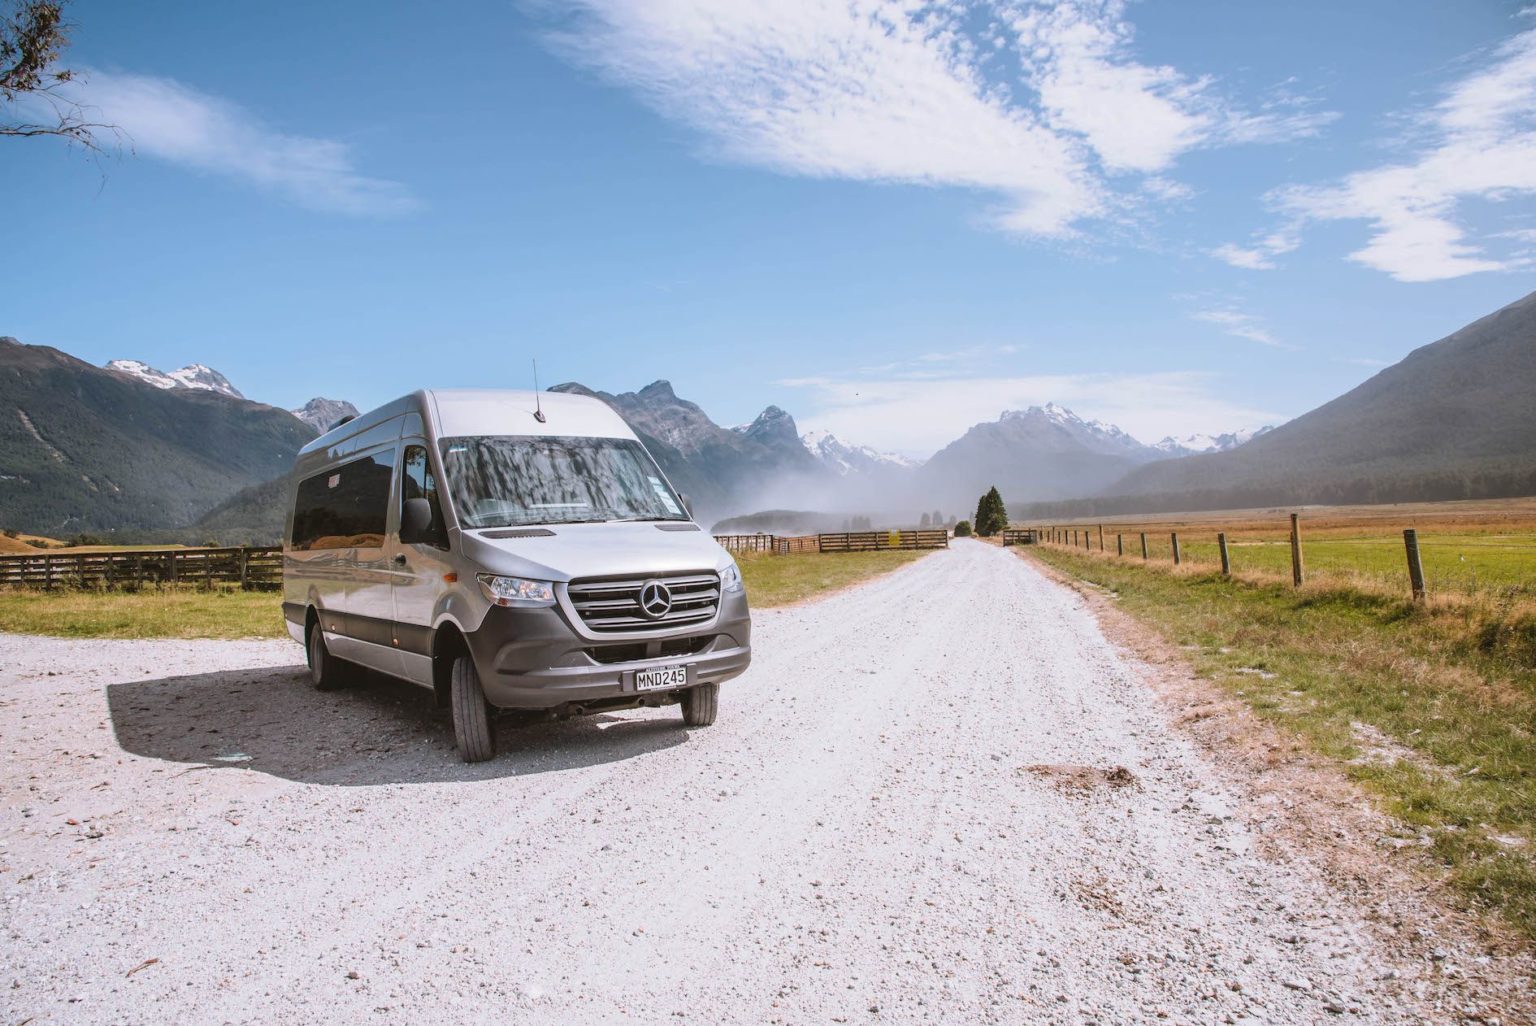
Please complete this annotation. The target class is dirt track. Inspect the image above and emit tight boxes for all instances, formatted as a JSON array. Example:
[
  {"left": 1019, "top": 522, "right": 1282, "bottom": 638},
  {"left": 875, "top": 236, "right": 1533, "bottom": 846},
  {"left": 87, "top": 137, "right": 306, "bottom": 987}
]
[{"left": 1, "top": 539, "right": 1530, "bottom": 1024}]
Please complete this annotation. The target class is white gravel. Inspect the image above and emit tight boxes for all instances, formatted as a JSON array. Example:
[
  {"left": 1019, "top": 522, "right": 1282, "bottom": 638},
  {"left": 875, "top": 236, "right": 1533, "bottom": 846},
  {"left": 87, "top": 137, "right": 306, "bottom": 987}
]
[{"left": 0, "top": 539, "right": 1525, "bottom": 1024}]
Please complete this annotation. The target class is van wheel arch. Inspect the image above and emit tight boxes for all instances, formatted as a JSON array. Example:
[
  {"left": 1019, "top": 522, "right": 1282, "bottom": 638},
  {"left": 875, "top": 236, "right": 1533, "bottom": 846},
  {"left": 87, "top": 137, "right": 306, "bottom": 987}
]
[{"left": 432, "top": 624, "right": 469, "bottom": 709}]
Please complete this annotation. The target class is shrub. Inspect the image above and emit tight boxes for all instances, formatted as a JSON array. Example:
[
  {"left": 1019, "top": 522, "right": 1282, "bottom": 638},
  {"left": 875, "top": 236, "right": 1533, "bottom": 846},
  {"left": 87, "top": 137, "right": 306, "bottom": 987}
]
[{"left": 954, "top": 520, "right": 973, "bottom": 537}]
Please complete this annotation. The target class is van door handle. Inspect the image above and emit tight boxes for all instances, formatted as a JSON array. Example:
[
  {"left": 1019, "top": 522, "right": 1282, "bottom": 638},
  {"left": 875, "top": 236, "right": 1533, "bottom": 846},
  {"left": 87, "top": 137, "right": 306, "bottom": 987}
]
[{"left": 392, "top": 554, "right": 407, "bottom": 566}]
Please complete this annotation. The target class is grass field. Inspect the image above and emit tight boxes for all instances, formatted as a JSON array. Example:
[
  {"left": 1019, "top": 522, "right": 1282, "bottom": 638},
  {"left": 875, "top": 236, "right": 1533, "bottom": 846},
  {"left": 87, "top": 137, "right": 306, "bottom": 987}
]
[
  {"left": 1024, "top": 541, "right": 1536, "bottom": 940},
  {"left": 0, "top": 587, "right": 284, "bottom": 640},
  {"left": 1026, "top": 497, "right": 1536, "bottom": 597},
  {"left": 0, "top": 548, "right": 929, "bottom": 640},
  {"left": 732, "top": 549, "right": 929, "bottom": 607}
]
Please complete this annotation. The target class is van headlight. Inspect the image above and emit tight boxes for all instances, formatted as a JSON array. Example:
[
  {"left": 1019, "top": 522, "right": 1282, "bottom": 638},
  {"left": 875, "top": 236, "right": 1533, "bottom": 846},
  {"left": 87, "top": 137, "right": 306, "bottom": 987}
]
[
  {"left": 477, "top": 574, "right": 557, "bottom": 607},
  {"left": 720, "top": 562, "right": 744, "bottom": 593}
]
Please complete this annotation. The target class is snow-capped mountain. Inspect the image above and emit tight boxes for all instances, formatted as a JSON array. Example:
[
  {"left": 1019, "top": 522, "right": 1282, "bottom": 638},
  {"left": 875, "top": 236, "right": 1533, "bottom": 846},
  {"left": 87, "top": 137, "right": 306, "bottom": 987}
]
[
  {"left": 801, "top": 430, "right": 916, "bottom": 476},
  {"left": 290, "top": 397, "right": 359, "bottom": 433},
  {"left": 1153, "top": 426, "right": 1273, "bottom": 457},
  {"left": 996, "top": 402, "right": 1157, "bottom": 459},
  {"left": 105, "top": 359, "right": 244, "bottom": 400}
]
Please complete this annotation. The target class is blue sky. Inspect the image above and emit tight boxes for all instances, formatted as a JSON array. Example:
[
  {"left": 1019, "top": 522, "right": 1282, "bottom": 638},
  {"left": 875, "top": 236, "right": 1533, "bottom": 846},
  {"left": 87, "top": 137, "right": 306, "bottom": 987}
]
[{"left": 4, "top": 0, "right": 1535, "bottom": 456}]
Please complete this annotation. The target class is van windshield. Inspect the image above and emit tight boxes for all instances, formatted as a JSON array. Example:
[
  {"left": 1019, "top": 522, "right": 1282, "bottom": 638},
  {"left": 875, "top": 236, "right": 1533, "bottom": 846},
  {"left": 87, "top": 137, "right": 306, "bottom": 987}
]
[{"left": 438, "top": 435, "right": 689, "bottom": 528}]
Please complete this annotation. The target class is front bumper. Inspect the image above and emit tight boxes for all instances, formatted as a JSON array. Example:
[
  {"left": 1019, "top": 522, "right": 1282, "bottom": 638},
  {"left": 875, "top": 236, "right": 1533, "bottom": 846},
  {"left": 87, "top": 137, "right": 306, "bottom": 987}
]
[{"left": 463, "top": 590, "right": 752, "bottom": 710}]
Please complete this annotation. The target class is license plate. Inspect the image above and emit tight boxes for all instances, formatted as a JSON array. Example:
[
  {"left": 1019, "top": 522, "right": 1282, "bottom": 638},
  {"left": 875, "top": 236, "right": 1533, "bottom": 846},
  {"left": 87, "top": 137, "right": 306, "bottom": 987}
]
[{"left": 634, "top": 664, "right": 688, "bottom": 692}]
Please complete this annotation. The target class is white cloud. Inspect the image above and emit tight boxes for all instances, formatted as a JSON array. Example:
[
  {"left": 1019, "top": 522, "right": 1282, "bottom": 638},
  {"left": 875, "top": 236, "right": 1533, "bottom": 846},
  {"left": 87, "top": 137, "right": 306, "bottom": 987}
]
[
  {"left": 781, "top": 370, "right": 1286, "bottom": 456},
  {"left": 1005, "top": 2, "right": 1332, "bottom": 174},
  {"left": 61, "top": 71, "right": 416, "bottom": 215},
  {"left": 1211, "top": 229, "right": 1300, "bottom": 270},
  {"left": 1270, "top": 27, "right": 1536, "bottom": 281},
  {"left": 546, "top": 1, "right": 1327, "bottom": 238},
  {"left": 1190, "top": 308, "right": 1288, "bottom": 348}
]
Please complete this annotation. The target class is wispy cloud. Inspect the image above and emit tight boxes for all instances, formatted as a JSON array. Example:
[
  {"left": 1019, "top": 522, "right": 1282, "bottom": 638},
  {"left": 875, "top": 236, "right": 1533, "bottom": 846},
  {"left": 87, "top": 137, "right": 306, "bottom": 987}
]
[
  {"left": 544, "top": 1, "right": 1328, "bottom": 238},
  {"left": 779, "top": 370, "right": 1286, "bottom": 456},
  {"left": 1006, "top": 3, "right": 1333, "bottom": 174},
  {"left": 1234, "top": 26, "right": 1536, "bottom": 281},
  {"left": 58, "top": 71, "right": 417, "bottom": 216},
  {"left": 1190, "top": 308, "right": 1288, "bottom": 348},
  {"left": 1211, "top": 229, "right": 1300, "bottom": 270}
]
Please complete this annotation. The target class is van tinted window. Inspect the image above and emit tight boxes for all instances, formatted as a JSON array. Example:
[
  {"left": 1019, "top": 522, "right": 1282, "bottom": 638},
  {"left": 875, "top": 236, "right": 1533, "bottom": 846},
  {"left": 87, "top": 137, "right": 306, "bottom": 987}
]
[{"left": 291, "top": 449, "right": 397, "bottom": 550}]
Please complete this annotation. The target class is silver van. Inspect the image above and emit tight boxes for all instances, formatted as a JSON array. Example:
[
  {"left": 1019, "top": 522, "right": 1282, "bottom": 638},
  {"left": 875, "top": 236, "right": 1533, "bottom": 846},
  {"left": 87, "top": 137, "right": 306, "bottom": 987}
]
[{"left": 281, "top": 389, "right": 752, "bottom": 762}]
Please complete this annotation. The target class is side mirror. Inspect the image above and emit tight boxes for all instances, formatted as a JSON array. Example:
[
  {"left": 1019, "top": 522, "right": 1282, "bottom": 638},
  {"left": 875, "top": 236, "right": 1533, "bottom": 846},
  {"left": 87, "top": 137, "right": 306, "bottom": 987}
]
[
  {"left": 400, "top": 498, "right": 435, "bottom": 544},
  {"left": 679, "top": 493, "right": 695, "bottom": 518}
]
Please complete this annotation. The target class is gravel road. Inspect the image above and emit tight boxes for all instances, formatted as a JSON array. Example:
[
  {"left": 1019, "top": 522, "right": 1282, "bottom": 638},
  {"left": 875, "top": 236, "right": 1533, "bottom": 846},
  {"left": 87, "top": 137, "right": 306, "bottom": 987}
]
[{"left": 1, "top": 539, "right": 1529, "bottom": 1024}]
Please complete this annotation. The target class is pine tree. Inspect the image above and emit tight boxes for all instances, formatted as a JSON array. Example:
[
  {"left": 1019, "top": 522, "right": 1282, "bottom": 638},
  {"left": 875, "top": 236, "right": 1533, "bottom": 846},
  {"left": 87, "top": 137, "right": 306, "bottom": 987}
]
[
  {"left": 920, "top": 512, "right": 932, "bottom": 527},
  {"left": 973, "top": 486, "right": 1007, "bottom": 537}
]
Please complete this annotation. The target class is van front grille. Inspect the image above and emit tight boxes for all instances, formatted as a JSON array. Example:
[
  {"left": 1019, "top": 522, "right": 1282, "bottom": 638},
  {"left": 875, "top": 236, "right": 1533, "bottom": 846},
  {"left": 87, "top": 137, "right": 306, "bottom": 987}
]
[{"left": 566, "top": 572, "right": 720, "bottom": 634}]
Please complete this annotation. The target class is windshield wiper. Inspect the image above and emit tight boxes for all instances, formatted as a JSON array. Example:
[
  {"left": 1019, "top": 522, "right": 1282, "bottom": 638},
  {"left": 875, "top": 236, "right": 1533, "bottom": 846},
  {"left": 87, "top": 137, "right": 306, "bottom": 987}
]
[{"left": 607, "top": 515, "right": 687, "bottom": 523}]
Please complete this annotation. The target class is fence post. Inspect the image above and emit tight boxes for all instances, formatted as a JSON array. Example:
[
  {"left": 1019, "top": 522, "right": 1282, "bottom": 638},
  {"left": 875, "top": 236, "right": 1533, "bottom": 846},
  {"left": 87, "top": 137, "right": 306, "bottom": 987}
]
[
  {"left": 1116, "top": 533, "right": 1123, "bottom": 557},
  {"left": 1171, "top": 532, "right": 1181, "bottom": 566},
  {"left": 1218, "top": 532, "right": 1230, "bottom": 577},
  {"left": 1140, "top": 532, "right": 1148, "bottom": 560},
  {"left": 239, "top": 548, "right": 250, "bottom": 590},
  {"left": 1289, "top": 513, "right": 1304, "bottom": 587},
  {"left": 1403, "top": 529, "right": 1426, "bottom": 602},
  {"left": 1097, "top": 525, "right": 1104, "bottom": 551}
]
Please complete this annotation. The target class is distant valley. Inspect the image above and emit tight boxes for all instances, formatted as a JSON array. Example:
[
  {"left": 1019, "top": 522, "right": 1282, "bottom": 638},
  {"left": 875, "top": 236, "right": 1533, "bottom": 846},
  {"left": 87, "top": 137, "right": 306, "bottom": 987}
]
[{"left": 2, "top": 289, "right": 1531, "bottom": 543}]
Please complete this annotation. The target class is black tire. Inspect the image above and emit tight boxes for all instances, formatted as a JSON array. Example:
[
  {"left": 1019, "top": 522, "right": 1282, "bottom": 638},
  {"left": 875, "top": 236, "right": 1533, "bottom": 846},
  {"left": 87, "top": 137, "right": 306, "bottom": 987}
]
[
  {"left": 450, "top": 655, "right": 496, "bottom": 763},
  {"left": 306, "top": 619, "right": 349, "bottom": 692},
  {"left": 680, "top": 683, "right": 719, "bottom": 727}
]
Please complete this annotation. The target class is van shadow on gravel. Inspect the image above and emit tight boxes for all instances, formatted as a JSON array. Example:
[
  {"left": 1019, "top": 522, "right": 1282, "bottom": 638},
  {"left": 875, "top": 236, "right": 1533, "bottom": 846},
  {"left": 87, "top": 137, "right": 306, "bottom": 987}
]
[{"left": 105, "top": 664, "right": 688, "bottom": 786}]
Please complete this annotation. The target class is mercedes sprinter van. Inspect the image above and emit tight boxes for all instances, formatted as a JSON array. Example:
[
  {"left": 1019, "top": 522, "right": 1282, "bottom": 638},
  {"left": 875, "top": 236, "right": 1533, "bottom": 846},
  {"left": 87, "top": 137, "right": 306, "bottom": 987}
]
[{"left": 281, "top": 389, "right": 752, "bottom": 762}]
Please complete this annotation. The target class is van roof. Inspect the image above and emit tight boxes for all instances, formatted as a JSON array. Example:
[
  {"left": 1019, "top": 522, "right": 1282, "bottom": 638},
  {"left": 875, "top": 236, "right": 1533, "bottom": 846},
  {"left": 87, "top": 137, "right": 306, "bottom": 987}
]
[{"left": 298, "top": 388, "right": 634, "bottom": 457}]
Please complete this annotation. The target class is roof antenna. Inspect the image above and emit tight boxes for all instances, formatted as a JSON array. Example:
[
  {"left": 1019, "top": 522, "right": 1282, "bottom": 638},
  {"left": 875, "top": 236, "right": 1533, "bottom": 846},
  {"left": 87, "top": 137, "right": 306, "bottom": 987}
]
[{"left": 532, "top": 358, "right": 547, "bottom": 423}]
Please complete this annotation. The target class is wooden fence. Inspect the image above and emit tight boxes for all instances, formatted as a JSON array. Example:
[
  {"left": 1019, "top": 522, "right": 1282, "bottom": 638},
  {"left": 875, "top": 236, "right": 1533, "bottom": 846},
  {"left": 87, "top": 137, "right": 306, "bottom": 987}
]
[
  {"left": 1026, "top": 516, "right": 1442, "bottom": 602},
  {"left": 0, "top": 546, "right": 283, "bottom": 591},
  {"left": 1001, "top": 529, "right": 1039, "bottom": 546},
  {"left": 714, "top": 534, "right": 783, "bottom": 554},
  {"left": 816, "top": 529, "right": 950, "bottom": 553},
  {"left": 714, "top": 534, "right": 848, "bottom": 555}
]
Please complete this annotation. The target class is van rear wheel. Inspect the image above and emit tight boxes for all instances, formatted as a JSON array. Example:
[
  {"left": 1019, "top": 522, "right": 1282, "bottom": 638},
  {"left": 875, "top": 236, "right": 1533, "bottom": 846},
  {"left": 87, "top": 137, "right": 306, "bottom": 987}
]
[
  {"left": 307, "top": 620, "right": 350, "bottom": 692},
  {"left": 680, "top": 683, "right": 718, "bottom": 727},
  {"left": 450, "top": 655, "right": 496, "bottom": 763}
]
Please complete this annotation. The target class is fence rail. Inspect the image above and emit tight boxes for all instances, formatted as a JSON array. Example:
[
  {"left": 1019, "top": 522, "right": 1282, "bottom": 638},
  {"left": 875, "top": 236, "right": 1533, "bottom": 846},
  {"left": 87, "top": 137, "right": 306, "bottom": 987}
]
[
  {"left": 0, "top": 546, "right": 282, "bottom": 591},
  {"left": 1001, "top": 529, "right": 1039, "bottom": 546},
  {"left": 714, "top": 534, "right": 784, "bottom": 554},
  {"left": 1024, "top": 515, "right": 1474, "bottom": 602},
  {"left": 816, "top": 529, "right": 950, "bottom": 553}
]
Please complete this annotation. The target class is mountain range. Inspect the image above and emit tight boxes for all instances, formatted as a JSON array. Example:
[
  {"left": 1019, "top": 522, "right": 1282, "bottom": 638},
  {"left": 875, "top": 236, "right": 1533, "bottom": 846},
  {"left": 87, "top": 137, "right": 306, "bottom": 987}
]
[
  {"left": 3, "top": 287, "right": 1530, "bottom": 541},
  {"left": 0, "top": 339, "right": 315, "bottom": 535},
  {"left": 1025, "top": 288, "right": 1536, "bottom": 517}
]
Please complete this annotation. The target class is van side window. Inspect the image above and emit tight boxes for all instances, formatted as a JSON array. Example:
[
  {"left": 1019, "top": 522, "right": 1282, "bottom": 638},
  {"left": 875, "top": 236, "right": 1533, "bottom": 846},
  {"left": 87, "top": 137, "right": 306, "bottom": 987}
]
[
  {"left": 402, "top": 444, "right": 446, "bottom": 546},
  {"left": 291, "top": 450, "right": 397, "bottom": 551}
]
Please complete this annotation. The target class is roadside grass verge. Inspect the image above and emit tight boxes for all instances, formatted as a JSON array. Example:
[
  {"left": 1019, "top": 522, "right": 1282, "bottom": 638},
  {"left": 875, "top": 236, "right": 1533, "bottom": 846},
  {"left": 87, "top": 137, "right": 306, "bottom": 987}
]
[
  {"left": 0, "top": 549, "right": 933, "bottom": 640},
  {"left": 737, "top": 549, "right": 929, "bottom": 608},
  {"left": 0, "top": 587, "right": 286, "bottom": 640},
  {"left": 1025, "top": 544, "right": 1536, "bottom": 942}
]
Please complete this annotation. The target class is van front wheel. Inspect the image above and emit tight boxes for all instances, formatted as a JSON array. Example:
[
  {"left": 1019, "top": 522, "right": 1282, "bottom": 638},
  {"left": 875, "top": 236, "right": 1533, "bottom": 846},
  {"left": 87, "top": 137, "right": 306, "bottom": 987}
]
[
  {"left": 680, "top": 683, "right": 718, "bottom": 727},
  {"left": 450, "top": 655, "right": 496, "bottom": 763}
]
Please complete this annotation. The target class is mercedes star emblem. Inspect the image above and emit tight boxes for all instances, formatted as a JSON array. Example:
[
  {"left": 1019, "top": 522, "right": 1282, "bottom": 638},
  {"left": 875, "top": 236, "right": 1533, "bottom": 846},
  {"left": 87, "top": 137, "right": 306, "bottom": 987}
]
[{"left": 639, "top": 580, "right": 673, "bottom": 619}]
